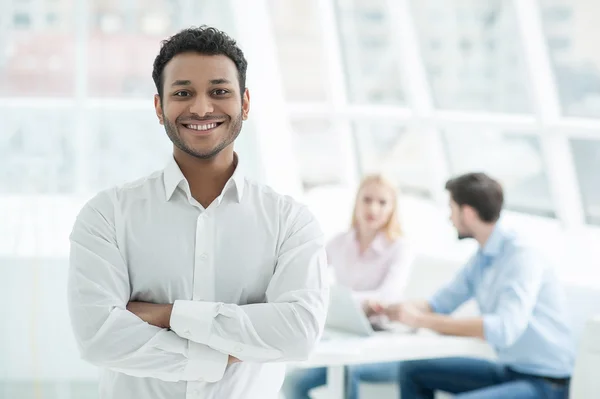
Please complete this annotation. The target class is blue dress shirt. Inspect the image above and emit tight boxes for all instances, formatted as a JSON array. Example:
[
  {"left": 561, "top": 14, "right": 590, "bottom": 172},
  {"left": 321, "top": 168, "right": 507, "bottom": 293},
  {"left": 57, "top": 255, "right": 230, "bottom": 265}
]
[{"left": 429, "top": 223, "right": 575, "bottom": 378}]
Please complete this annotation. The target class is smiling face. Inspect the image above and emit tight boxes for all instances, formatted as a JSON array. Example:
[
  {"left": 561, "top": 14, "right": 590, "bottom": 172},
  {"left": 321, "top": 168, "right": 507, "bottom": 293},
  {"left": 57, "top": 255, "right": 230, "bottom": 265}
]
[{"left": 154, "top": 52, "right": 250, "bottom": 160}]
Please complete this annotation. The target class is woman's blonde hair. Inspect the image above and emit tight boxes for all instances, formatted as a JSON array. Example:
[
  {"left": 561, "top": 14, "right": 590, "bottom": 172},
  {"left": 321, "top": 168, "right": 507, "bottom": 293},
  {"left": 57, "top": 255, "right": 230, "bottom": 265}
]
[{"left": 351, "top": 174, "right": 403, "bottom": 241}]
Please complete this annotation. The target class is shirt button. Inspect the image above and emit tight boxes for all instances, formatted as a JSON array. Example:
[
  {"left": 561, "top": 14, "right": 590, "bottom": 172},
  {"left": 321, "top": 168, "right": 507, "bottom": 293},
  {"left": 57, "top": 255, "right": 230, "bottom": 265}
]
[
  {"left": 193, "top": 388, "right": 201, "bottom": 394},
  {"left": 183, "top": 329, "right": 191, "bottom": 337},
  {"left": 198, "top": 253, "right": 208, "bottom": 261},
  {"left": 234, "top": 345, "right": 243, "bottom": 352}
]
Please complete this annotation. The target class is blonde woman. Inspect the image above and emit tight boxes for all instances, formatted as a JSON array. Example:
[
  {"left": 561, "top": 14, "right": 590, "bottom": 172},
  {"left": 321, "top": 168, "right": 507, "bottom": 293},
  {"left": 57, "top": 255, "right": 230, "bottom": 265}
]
[{"left": 282, "top": 174, "right": 414, "bottom": 399}]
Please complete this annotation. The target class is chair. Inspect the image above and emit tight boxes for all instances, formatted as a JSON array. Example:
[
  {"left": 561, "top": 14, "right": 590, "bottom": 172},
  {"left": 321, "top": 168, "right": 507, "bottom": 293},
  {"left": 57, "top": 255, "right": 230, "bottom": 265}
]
[{"left": 569, "top": 315, "right": 600, "bottom": 398}]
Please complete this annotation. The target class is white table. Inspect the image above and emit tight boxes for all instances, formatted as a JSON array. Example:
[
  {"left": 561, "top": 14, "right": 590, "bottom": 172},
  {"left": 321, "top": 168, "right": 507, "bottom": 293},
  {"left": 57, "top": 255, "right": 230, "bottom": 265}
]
[{"left": 292, "top": 330, "right": 495, "bottom": 399}]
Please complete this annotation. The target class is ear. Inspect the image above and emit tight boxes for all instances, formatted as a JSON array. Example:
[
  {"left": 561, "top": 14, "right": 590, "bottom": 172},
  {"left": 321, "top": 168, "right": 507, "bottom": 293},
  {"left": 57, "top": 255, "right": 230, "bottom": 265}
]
[
  {"left": 154, "top": 94, "right": 164, "bottom": 125},
  {"left": 462, "top": 205, "right": 478, "bottom": 221},
  {"left": 242, "top": 88, "right": 250, "bottom": 120}
]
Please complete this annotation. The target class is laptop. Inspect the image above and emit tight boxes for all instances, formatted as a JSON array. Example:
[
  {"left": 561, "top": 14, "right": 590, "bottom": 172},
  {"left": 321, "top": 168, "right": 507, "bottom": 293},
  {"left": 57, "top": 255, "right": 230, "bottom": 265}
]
[{"left": 324, "top": 285, "right": 417, "bottom": 338}]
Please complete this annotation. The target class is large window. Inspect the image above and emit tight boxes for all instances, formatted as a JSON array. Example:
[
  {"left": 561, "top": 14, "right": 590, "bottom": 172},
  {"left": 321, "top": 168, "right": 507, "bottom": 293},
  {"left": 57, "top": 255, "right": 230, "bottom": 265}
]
[
  {"left": 0, "top": 108, "right": 76, "bottom": 193},
  {"left": 570, "top": 139, "right": 600, "bottom": 225},
  {"left": 88, "top": 108, "right": 171, "bottom": 190},
  {"left": 540, "top": 0, "right": 600, "bottom": 118},
  {"left": 268, "top": 0, "right": 330, "bottom": 102},
  {"left": 410, "top": 0, "right": 532, "bottom": 113},
  {"left": 0, "top": 18, "right": 75, "bottom": 96},
  {"left": 335, "top": 0, "right": 406, "bottom": 104},
  {"left": 353, "top": 122, "right": 433, "bottom": 197},
  {"left": 290, "top": 118, "right": 352, "bottom": 190}
]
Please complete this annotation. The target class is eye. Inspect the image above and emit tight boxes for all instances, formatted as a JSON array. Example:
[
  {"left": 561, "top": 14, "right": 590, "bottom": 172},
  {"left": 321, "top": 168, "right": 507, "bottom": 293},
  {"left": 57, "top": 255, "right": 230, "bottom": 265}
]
[
  {"left": 173, "top": 91, "right": 191, "bottom": 97},
  {"left": 379, "top": 200, "right": 387, "bottom": 206},
  {"left": 212, "top": 89, "right": 230, "bottom": 96},
  {"left": 363, "top": 196, "right": 372, "bottom": 204}
]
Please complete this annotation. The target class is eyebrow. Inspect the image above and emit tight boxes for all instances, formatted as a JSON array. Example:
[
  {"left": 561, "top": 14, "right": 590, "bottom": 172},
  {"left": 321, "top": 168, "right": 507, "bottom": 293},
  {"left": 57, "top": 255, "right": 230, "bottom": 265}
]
[
  {"left": 171, "top": 80, "right": 191, "bottom": 87},
  {"left": 209, "top": 78, "right": 232, "bottom": 85},
  {"left": 170, "top": 78, "right": 233, "bottom": 87}
]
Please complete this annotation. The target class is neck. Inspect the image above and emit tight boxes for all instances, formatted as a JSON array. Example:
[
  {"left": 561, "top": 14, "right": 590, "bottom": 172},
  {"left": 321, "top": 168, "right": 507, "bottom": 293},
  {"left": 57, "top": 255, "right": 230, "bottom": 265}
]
[
  {"left": 173, "top": 147, "right": 236, "bottom": 207},
  {"left": 473, "top": 222, "right": 496, "bottom": 248},
  {"left": 356, "top": 228, "right": 378, "bottom": 252}
]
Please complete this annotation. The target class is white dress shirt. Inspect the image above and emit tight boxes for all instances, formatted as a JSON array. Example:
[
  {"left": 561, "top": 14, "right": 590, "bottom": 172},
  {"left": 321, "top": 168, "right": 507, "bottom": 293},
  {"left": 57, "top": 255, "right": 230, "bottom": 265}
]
[
  {"left": 67, "top": 157, "right": 329, "bottom": 399},
  {"left": 327, "top": 230, "right": 413, "bottom": 304}
]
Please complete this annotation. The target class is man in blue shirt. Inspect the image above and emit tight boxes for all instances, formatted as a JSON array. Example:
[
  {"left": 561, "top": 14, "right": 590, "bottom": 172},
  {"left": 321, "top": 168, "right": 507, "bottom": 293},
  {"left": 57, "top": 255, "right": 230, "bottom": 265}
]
[{"left": 382, "top": 172, "right": 574, "bottom": 398}]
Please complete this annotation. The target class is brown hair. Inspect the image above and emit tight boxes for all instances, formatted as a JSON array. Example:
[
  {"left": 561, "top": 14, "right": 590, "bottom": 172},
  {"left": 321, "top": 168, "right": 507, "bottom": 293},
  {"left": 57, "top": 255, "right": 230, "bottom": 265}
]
[
  {"left": 445, "top": 172, "right": 504, "bottom": 223},
  {"left": 351, "top": 174, "right": 403, "bottom": 240}
]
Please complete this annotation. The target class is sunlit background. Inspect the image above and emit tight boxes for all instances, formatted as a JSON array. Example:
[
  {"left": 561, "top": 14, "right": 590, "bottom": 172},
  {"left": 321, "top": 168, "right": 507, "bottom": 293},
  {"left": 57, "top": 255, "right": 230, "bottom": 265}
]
[{"left": 1, "top": 0, "right": 600, "bottom": 397}]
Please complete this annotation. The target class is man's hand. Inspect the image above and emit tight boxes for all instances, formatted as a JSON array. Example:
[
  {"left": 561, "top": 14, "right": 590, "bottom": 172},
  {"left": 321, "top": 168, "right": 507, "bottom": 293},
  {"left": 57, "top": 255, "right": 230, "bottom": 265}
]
[
  {"left": 128, "top": 303, "right": 246, "bottom": 365},
  {"left": 127, "top": 301, "right": 173, "bottom": 329},
  {"left": 384, "top": 303, "right": 424, "bottom": 328}
]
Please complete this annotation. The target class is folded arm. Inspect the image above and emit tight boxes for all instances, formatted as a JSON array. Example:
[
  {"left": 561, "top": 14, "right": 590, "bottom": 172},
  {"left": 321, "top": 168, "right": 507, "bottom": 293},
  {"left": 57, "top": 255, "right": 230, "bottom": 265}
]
[
  {"left": 68, "top": 191, "right": 228, "bottom": 382},
  {"left": 167, "top": 206, "right": 329, "bottom": 363},
  {"left": 482, "top": 250, "right": 544, "bottom": 349}
]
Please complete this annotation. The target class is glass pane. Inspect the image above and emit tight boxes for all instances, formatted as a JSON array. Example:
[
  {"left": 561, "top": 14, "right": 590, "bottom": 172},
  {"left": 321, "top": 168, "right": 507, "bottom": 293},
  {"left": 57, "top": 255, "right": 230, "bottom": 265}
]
[
  {"left": 89, "top": 0, "right": 234, "bottom": 97},
  {"left": 69, "top": 381, "right": 100, "bottom": 399},
  {"left": 353, "top": 122, "right": 433, "bottom": 197},
  {"left": 0, "top": 381, "right": 97, "bottom": 399},
  {"left": 88, "top": 109, "right": 171, "bottom": 190},
  {"left": 0, "top": 108, "right": 76, "bottom": 193},
  {"left": 0, "top": 2, "right": 76, "bottom": 96},
  {"left": 570, "top": 139, "right": 600, "bottom": 225},
  {"left": 411, "top": 0, "right": 532, "bottom": 113},
  {"left": 268, "top": 0, "right": 330, "bottom": 102},
  {"left": 540, "top": 0, "right": 600, "bottom": 118},
  {"left": 290, "top": 119, "right": 350, "bottom": 190},
  {"left": 1, "top": 257, "right": 98, "bottom": 394},
  {"left": 336, "top": 0, "right": 406, "bottom": 104},
  {"left": 443, "top": 129, "right": 555, "bottom": 217}
]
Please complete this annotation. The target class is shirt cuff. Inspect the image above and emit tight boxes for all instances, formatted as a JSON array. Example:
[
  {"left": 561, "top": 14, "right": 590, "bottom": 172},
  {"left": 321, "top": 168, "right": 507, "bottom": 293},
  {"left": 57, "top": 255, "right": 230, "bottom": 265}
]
[
  {"left": 182, "top": 341, "right": 228, "bottom": 383},
  {"left": 170, "top": 300, "right": 220, "bottom": 345},
  {"left": 428, "top": 296, "right": 442, "bottom": 314},
  {"left": 482, "top": 314, "right": 504, "bottom": 348}
]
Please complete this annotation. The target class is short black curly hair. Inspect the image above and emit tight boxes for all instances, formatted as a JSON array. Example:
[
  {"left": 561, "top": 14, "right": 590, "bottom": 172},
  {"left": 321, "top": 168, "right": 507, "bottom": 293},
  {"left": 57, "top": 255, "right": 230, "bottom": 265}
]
[{"left": 152, "top": 26, "right": 248, "bottom": 100}]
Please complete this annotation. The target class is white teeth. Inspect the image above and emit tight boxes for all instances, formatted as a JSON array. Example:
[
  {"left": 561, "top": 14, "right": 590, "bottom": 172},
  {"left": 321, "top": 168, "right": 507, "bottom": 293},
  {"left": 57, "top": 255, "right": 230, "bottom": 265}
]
[{"left": 186, "top": 123, "right": 218, "bottom": 131}]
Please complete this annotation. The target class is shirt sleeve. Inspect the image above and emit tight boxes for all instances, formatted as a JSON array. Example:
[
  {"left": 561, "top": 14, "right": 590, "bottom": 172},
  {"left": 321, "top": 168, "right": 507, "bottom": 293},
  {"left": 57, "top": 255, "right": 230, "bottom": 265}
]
[
  {"left": 169, "top": 205, "right": 329, "bottom": 363},
  {"left": 428, "top": 257, "right": 476, "bottom": 314},
  {"left": 352, "top": 239, "right": 415, "bottom": 304},
  {"left": 482, "top": 249, "right": 545, "bottom": 349},
  {"left": 68, "top": 190, "right": 228, "bottom": 383}
]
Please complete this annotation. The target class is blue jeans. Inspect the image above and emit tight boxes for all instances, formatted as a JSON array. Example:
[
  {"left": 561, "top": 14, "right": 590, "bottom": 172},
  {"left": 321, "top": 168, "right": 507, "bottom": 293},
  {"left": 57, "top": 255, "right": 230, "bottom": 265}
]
[
  {"left": 281, "top": 362, "right": 401, "bottom": 399},
  {"left": 282, "top": 358, "right": 569, "bottom": 399},
  {"left": 400, "top": 357, "right": 570, "bottom": 399}
]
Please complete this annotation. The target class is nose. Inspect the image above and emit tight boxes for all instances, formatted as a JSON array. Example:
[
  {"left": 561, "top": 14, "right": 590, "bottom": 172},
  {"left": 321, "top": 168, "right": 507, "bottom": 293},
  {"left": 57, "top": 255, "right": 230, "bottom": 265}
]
[
  {"left": 367, "top": 202, "right": 379, "bottom": 215},
  {"left": 189, "top": 94, "right": 214, "bottom": 117}
]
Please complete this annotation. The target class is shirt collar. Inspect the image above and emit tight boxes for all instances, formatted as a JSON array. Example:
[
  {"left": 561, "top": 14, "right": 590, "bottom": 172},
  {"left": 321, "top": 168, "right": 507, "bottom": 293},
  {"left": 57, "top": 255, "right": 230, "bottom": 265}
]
[
  {"left": 350, "top": 229, "right": 389, "bottom": 254},
  {"left": 163, "top": 153, "right": 245, "bottom": 203},
  {"left": 481, "top": 221, "right": 508, "bottom": 258},
  {"left": 370, "top": 233, "right": 389, "bottom": 254}
]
